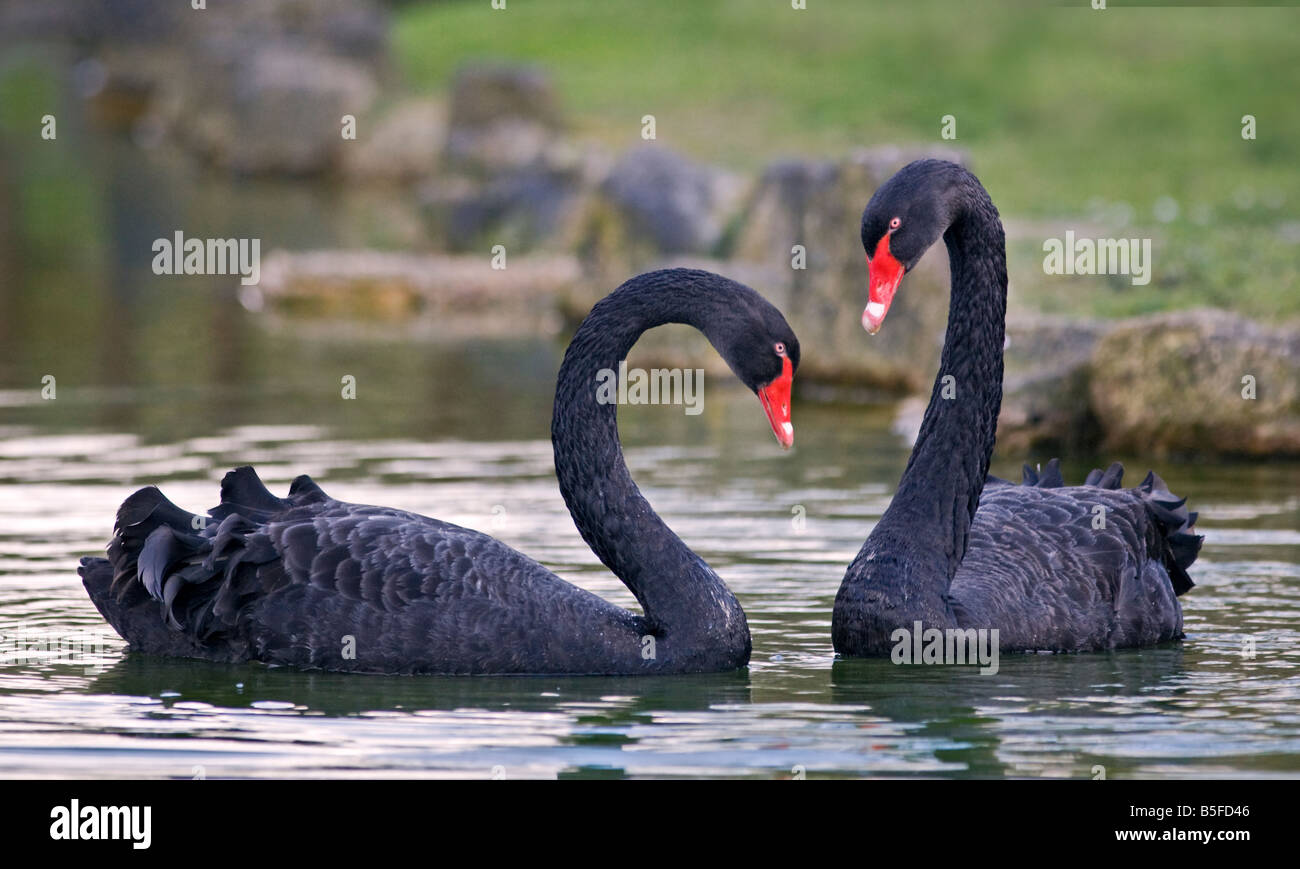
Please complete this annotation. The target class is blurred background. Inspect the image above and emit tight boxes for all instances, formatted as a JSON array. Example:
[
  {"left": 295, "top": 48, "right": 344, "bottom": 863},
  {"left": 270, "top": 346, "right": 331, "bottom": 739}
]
[
  {"left": 2, "top": 0, "right": 1298, "bottom": 456},
  {"left": 0, "top": 1, "right": 1297, "bottom": 779}
]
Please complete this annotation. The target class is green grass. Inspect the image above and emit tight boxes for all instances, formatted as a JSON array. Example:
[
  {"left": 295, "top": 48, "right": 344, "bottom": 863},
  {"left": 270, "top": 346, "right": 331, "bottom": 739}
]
[{"left": 393, "top": 0, "right": 1300, "bottom": 319}]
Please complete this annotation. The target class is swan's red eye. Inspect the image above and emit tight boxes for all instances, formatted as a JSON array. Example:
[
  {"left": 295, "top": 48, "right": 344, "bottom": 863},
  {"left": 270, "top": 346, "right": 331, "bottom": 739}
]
[
  {"left": 889, "top": 217, "right": 902, "bottom": 231},
  {"left": 774, "top": 342, "right": 786, "bottom": 355}
]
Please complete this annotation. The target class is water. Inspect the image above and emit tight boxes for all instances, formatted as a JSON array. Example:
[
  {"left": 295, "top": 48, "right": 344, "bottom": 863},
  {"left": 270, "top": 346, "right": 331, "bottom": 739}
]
[
  {"left": 0, "top": 342, "right": 1298, "bottom": 778},
  {"left": 1, "top": 124, "right": 1297, "bottom": 779}
]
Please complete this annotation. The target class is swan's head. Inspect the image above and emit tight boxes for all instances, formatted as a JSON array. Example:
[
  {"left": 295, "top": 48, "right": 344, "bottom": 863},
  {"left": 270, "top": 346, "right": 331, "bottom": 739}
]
[
  {"left": 859, "top": 159, "right": 966, "bottom": 334},
  {"left": 755, "top": 341, "right": 797, "bottom": 450},
  {"left": 708, "top": 288, "right": 800, "bottom": 450}
]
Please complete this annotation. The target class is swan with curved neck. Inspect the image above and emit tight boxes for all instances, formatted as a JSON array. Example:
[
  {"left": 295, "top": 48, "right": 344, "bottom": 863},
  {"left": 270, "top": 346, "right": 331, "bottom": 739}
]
[
  {"left": 834, "top": 160, "right": 1201, "bottom": 655},
  {"left": 81, "top": 268, "right": 799, "bottom": 675}
]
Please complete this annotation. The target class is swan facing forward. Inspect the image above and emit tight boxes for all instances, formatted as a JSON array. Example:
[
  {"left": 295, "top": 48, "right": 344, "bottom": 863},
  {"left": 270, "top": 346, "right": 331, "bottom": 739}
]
[
  {"left": 833, "top": 160, "right": 1201, "bottom": 655},
  {"left": 81, "top": 268, "right": 800, "bottom": 675}
]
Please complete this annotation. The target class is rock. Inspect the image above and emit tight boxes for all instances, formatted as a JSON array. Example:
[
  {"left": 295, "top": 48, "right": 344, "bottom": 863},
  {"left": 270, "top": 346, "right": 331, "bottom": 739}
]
[
  {"left": 177, "top": 41, "right": 377, "bottom": 174},
  {"left": 731, "top": 146, "right": 967, "bottom": 392},
  {"left": 909, "top": 309, "right": 1300, "bottom": 459},
  {"left": 308, "top": 2, "right": 389, "bottom": 64},
  {"left": 86, "top": 0, "right": 390, "bottom": 66},
  {"left": 432, "top": 64, "right": 585, "bottom": 247},
  {"left": 12, "top": 0, "right": 392, "bottom": 173},
  {"left": 418, "top": 149, "right": 598, "bottom": 253},
  {"left": 1089, "top": 309, "right": 1300, "bottom": 457},
  {"left": 253, "top": 249, "right": 582, "bottom": 335},
  {"left": 418, "top": 142, "right": 610, "bottom": 253},
  {"left": 339, "top": 98, "right": 444, "bottom": 182},
  {"left": 445, "top": 65, "right": 562, "bottom": 174},
  {"left": 0, "top": 0, "right": 182, "bottom": 45},
  {"left": 578, "top": 145, "right": 750, "bottom": 272},
  {"left": 995, "top": 314, "right": 1106, "bottom": 455},
  {"left": 892, "top": 315, "right": 1104, "bottom": 453}
]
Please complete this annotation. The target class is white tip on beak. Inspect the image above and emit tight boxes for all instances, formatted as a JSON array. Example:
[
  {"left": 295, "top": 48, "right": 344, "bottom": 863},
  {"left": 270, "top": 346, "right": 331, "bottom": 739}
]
[{"left": 863, "top": 301, "right": 886, "bottom": 334}]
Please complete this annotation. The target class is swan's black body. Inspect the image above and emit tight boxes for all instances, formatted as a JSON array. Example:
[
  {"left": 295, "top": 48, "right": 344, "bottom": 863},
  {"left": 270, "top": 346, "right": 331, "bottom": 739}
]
[
  {"left": 81, "top": 268, "right": 799, "bottom": 675},
  {"left": 833, "top": 160, "right": 1201, "bottom": 656}
]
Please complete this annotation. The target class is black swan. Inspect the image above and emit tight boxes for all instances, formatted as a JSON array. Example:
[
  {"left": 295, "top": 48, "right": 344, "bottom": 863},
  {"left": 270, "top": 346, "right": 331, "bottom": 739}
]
[
  {"left": 833, "top": 160, "right": 1201, "bottom": 656},
  {"left": 80, "top": 268, "right": 800, "bottom": 675}
]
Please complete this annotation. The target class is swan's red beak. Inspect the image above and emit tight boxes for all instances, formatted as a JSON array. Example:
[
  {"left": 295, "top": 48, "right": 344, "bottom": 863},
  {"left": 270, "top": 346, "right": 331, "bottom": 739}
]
[
  {"left": 863, "top": 234, "right": 905, "bottom": 334},
  {"left": 758, "top": 356, "right": 794, "bottom": 449}
]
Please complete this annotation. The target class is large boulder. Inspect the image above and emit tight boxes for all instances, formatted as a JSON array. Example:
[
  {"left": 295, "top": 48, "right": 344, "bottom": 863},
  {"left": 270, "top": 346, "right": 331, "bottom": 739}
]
[
  {"left": 177, "top": 41, "right": 378, "bottom": 174},
  {"left": 731, "top": 146, "right": 966, "bottom": 392},
  {"left": 422, "top": 64, "right": 595, "bottom": 251},
  {"left": 47, "top": 0, "right": 391, "bottom": 64},
  {"left": 13, "top": 0, "right": 391, "bottom": 172},
  {"left": 577, "top": 146, "right": 750, "bottom": 267},
  {"left": 339, "top": 98, "right": 444, "bottom": 182},
  {"left": 604, "top": 146, "right": 749, "bottom": 255},
  {"left": 418, "top": 144, "right": 603, "bottom": 253},
  {"left": 995, "top": 314, "right": 1106, "bottom": 455},
  {"left": 444, "top": 64, "right": 563, "bottom": 175},
  {"left": 1089, "top": 309, "right": 1300, "bottom": 457}
]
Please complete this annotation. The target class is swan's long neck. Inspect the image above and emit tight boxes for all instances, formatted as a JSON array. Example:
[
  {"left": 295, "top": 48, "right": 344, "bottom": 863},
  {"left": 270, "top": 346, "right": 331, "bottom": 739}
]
[
  {"left": 854, "top": 183, "right": 1007, "bottom": 592},
  {"left": 551, "top": 271, "right": 747, "bottom": 642}
]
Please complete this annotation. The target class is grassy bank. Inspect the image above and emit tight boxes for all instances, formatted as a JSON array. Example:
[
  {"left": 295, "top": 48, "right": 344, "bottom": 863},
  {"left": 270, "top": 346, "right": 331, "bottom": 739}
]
[{"left": 394, "top": 0, "right": 1300, "bottom": 319}]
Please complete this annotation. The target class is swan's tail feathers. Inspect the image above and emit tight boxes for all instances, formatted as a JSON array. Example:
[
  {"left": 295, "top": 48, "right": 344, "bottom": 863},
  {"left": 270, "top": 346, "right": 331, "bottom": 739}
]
[
  {"left": 79, "top": 486, "right": 206, "bottom": 645},
  {"left": 1021, "top": 458, "right": 1124, "bottom": 491},
  {"left": 94, "top": 486, "right": 212, "bottom": 631},
  {"left": 78, "top": 555, "right": 118, "bottom": 620},
  {"left": 211, "top": 465, "right": 290, "bottom": 523},
  {"left": 1083, "top": 461, "right": 1126, "bottom": 490},
  {"left": 85, "top": 471, "right": 294, "bottom": 654},
  {"left": 1135, "top": 470, "right": 1202, "bottom": 596},
  {"left": 288, "top": 473, "right": 330, "bottom": 504},
  {"left": 1021, "top": 457, "right": 1065, "bottom": 488},
  {"left": 81, "top": 552, "right": 177, "bottom": 651},
  {"left": 1079, "top": 463, "right": 1200, "bottom": 595}
]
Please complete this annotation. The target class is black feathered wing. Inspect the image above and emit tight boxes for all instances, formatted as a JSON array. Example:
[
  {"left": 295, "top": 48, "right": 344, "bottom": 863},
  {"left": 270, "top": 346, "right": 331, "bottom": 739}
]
[
  {"left": 952, "top": 460, "right": 1201, "bottom": 651},
  {"left": 82, "top": 467, "right": 646, "bottom": 674}
]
